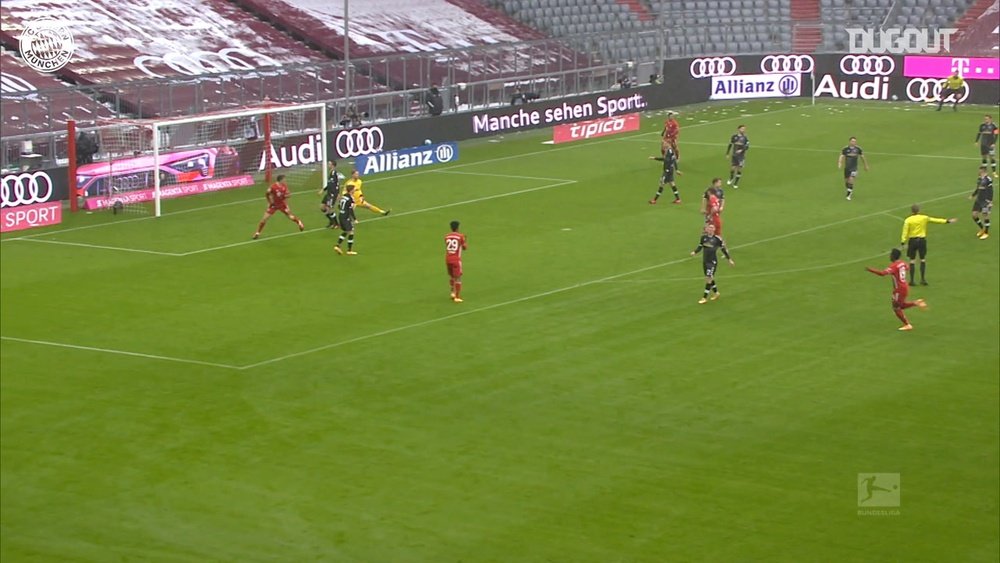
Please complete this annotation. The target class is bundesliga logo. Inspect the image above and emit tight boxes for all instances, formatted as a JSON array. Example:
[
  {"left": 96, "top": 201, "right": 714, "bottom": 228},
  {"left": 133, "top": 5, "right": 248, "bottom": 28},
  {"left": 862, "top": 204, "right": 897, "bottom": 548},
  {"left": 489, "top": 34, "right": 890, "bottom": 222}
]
[{"left": 19, "top": 20, "right": 76, "bottom": 73}]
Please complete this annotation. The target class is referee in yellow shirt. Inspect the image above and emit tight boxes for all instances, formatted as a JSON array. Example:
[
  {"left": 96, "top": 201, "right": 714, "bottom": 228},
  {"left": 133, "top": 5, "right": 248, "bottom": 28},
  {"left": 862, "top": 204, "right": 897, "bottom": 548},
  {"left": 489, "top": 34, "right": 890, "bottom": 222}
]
[
  {"left": 937, "top": 73, "right": 965, "bottom": 112},
  {"left": 901, "top": 204, "right": 957, "bottom": 285}
]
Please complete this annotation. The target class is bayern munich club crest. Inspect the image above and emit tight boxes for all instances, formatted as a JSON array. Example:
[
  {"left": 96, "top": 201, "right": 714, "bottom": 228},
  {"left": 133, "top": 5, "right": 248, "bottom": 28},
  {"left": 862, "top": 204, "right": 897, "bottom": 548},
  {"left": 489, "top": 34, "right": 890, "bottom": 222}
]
[
  {"left": 19, "top": 20, "right": 76, "bottom": 73},
  {"left": 689, "top": 57, "right": 737, "bottom": 78},
  {"left": 759, "top": 54, "right": 815, "bottom": 74},
  {"left": 839, "top": 55, "right": 896, "bottom": 76}
]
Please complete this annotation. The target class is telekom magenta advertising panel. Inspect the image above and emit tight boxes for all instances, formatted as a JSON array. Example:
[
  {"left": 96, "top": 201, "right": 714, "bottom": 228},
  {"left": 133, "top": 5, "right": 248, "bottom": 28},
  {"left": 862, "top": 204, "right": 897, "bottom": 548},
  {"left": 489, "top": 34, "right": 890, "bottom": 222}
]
[{"left": 903, "top": 56, "right": 1000, "bottom": 80}]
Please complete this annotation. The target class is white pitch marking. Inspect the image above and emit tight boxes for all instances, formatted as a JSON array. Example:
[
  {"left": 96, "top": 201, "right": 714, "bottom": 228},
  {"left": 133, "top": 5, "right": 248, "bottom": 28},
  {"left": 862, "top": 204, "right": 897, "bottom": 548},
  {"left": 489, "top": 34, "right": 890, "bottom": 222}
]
[{"left": 0, "top": 336, "right": 241, "bottom": 370}]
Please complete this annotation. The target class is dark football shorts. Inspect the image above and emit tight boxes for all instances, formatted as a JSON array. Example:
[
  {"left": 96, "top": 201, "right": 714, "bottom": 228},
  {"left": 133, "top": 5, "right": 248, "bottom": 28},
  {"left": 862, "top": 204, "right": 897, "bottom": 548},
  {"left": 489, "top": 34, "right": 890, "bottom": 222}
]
[{"left": 906, "top": 237, "right": 927, "bottom": 259}]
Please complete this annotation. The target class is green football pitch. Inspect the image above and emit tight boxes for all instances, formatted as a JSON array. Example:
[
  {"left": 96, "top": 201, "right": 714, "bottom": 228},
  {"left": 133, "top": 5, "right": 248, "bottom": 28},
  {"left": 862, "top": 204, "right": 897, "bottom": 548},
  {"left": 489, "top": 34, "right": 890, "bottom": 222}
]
[{"left": 2, "top": 99, "right": 998, "bottom": 562}]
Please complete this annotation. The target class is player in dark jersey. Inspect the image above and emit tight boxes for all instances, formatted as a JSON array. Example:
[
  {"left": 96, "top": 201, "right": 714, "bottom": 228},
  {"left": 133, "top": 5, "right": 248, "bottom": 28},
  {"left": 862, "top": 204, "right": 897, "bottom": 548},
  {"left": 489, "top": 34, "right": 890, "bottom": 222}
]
[
  {"left": 700, "top": 178, "right": 725, "bottom": 230},
  {"left": 970, "top": 166, "right": 994, "bottom": 240},
  {"left": 333, "top": 184, "right": 358, "bottom": 255},
  {"left": 837, "top": 136, "right": 870, "bottom": 201},
  {"left": 690, "top": 223, "right": 734, "bottom": 304},
  {"left": 725, "top": 125, "right": 749, "bottom": 188},
  {"left": 648, "top": 146, "right": 682, "bottom": 204},
  {"left": 318, "top": 160, "right": 340, "bottom": 228},
  {"left": 975, "top": 115, "right": 998, "bottom": 176}
]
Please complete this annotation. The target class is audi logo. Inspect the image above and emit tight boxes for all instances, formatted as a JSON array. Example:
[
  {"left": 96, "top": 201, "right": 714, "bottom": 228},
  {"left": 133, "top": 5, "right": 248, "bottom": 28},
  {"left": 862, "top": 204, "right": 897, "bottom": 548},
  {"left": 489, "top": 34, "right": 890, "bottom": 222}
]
[
  {"left": 760, "top": 54, "right": 814, "bottom": 74},
  {"left": 839, "top": 55, "right": 896, "bottom": 76},
  {"left": 689, "top": 57, "right": 737, "bottom": 78},
  {"left": 906, "top": 78, "right": 970, "bottom": 103},
  {"left": 134, "top": 47, "right": 281, "bottom": 78},
  {"left": 434, "top": 144, "right": 455, "bottom": 162},
  {"left": 1, "top": 171, "right": 55, "bottom": 208},
  {"left": 335, "top": 126, "right": 385, "bottom": 158}
]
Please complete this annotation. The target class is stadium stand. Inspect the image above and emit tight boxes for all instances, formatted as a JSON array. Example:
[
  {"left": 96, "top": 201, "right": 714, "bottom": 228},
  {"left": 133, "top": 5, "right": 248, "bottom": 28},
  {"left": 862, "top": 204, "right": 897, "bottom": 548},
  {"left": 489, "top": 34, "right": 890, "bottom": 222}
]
[
  {"left": 0, "top": 0, "right": 385, "bottom": 125},
  {"left": 951, "top": 0, "right": 1000, "bottom": 56},
  {"left": 0, "top": 48, "right": 116, "bottom": 138},
  {"left": 819, "top": 0, "right": 977, "bottom": 52}
]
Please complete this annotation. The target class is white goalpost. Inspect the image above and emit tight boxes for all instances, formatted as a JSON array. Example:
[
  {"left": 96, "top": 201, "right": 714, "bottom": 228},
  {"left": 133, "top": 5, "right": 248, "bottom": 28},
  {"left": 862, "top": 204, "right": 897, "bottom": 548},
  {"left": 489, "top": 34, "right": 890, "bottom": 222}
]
[{"left": 78, "top": 102, "right": 328, "bottom": 217}]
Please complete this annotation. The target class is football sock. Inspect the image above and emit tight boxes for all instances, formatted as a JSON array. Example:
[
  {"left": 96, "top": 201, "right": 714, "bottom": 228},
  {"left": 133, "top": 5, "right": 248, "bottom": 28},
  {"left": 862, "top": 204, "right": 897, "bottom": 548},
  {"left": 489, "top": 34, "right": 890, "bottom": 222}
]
[
  {"left": 671, "top": 186, "right": 680, "bottom": 200},
  {"left": 991, "top": 158, "right": 997, "bottom": 173},
  {"left": 974, "top": 217, "right": 984, "bottom": 229},
  {"left": 256, "top": 220, "right": 267, "bottom": 233},
  {"left": 703, "top": 283, "right": 711, "bottom": 297},
  {"left": 733, "top": 171, "right": 742, "bottom": 186},
  {"left": 336, "top": 234, "right": 345, "bottom": 246},
  {"left": 347, "top": 234, "right": 355, "bottom": 250},
  {"left": 846, "top": 184, "right": 853, "bottom": 197},
  {"left": 919, "top": 262, "right": 926, "bottom": 281},
  {"left": 653, "top": 187, "right": 663, "bottom": 201},
  {"left": 729, "top": 170, "right": 735, "bottom": 181},
  {"left": 894, "top": 308, "right": 909, "bottom": 324},
  {"left": 985, "top": 219, "right": 991, "bottom": 233},
  {"left": 454, "top": 281, "right": 462, "bottom": 298},
  {"left": 711, "top": 281, "right": 718, "bottom": 294},
  {"left": 908, "top": 262, "right": 915, "bottom": 283}
]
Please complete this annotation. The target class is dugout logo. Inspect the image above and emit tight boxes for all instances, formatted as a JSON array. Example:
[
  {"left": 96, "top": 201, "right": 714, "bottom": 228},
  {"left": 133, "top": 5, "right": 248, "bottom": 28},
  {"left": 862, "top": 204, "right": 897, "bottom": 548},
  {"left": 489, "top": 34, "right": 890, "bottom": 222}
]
[
  {"left": 335, "top": 126, "right": 385, "bottom": 158},
  {"left": 839, "top": 55, "right": 896, "bottom": 76},
  {"left": 19, "top": 20, "right": 75, "bottom": 73},
  {"left": 906, "top": 78, "right": 970, "bottom": 103},
  {"left": 1, "top": 171, "right": 55, "bottom": 208},
  {"left": 759, "top": 55, "right": 814, "bottom": 74},
  {"left": 689, "top": 57, "right": 737, "bottom": 78}
]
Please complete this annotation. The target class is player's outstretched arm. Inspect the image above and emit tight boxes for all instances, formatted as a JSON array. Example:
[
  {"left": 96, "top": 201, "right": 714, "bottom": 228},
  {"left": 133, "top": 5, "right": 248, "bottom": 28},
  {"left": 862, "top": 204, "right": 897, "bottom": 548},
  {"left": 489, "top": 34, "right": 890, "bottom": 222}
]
[{"left": 865, "top": 267, "right": 887, "bottom": 276}]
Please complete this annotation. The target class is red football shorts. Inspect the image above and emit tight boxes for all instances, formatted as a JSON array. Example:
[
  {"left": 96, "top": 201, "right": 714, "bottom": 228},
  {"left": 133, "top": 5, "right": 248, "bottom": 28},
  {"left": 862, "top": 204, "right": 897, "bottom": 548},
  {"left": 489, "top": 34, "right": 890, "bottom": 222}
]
[
  {"left": 446, "top": 261, "right": 463, "bottom": 278},
  {"left": 267, "top": 205, "right": 290, "bottom": 215},
  {"left": 892, "top": 288, "right": 908, "bottom": 306},
  {"left": 709, "top": 216, "right": 722, "bottom": 235}
]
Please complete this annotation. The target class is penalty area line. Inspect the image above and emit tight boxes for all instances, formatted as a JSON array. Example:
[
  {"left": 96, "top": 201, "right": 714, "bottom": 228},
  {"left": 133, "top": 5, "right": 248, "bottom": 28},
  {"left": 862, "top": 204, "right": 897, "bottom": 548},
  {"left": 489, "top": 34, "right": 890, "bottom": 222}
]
[
  {"left": 239, "top": 191, "right": 966, "bottom": 370},
  {"left": 0, "top": 336, "right": 241, "bottom": 370}
]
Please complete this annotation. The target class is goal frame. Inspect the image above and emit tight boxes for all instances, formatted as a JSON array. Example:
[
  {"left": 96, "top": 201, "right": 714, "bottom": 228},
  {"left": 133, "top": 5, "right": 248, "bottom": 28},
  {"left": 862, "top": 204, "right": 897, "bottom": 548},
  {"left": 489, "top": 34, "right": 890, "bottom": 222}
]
[{"left": 70, "top": 102, "right": 329, "bottom": 217}]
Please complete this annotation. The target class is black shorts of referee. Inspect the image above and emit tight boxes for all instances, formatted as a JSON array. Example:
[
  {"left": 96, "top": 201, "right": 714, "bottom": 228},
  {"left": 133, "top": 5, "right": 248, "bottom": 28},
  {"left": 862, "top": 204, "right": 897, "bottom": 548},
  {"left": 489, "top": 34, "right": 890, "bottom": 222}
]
[{"left": 906, "top": 237, "right": 927, "bottom": 259}]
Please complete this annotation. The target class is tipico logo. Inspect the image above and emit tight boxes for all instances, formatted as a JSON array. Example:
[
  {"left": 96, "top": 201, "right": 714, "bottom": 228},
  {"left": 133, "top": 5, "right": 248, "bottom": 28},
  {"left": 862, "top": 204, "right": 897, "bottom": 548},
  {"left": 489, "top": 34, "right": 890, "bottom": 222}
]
[
  {"left": 845, "top": 27, "right": 956, "bottom": 54},
  {"left": 19, "top": 20, "right": 76, "bottom": 73}
]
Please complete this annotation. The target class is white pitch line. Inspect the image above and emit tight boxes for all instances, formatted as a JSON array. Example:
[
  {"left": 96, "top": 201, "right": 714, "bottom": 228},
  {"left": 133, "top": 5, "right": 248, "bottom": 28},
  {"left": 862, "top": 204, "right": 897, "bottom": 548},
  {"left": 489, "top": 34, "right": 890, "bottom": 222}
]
[
  {"left": 0, "top": 336, "right": 241, "bottom": 370},
  {"left": 433, "top": 170, "right": 575, "bottom": 182},
  {"left": 4, "top": 103, "right": 810, "bottom": 243},
  {"left": 618, "top": 139, "right": 983, "bottom": 161},
  {"left": 10, "top": 237, "right": 182, "bottom": 256},
  {"left": 237, "top": 190, "right": 967, "bottom": 370},
  {"left": 178, "top": 179, "right": 577, "bottom": 256},
  {"left": 596, "top": 252, "right": 887, "bottom": 283}
]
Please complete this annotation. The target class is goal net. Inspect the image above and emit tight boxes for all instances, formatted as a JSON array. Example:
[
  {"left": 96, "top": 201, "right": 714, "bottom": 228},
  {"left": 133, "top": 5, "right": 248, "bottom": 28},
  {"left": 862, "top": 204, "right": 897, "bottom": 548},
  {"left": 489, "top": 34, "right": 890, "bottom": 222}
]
[{"left": 75, "top": 102, "right": 328, "bottom": 217}]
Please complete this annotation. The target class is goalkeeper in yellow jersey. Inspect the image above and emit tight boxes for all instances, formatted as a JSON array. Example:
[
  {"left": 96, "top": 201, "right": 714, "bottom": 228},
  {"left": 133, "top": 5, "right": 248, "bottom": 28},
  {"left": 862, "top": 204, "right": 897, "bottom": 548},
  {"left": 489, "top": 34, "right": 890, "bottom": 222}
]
[
  {"left": 936, "top": 72, "right": 965, "bottom": 112},
  {"left": 342, "top": 169, "right": 391, "bottom": 216}
]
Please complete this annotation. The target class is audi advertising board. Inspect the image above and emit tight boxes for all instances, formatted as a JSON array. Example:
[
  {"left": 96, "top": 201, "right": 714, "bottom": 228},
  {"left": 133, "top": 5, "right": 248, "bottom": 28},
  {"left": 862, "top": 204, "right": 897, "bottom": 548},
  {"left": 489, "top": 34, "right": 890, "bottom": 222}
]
[
  {"left": 354, "top": 142, "right": 459, "bottom": 175},
  {"left": 668, "top": 53, "right": 999, "bottom": 105},
  {"left": 1, "top": 170, "right": 66, "bottom": 232}
]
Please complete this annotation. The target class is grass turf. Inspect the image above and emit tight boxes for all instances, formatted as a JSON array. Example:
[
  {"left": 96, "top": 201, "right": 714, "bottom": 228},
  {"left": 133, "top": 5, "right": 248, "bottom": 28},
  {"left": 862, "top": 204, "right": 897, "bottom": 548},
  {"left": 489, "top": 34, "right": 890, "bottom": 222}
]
[{"left": 1, "top": 98, "right": 998, "bottom": 562}]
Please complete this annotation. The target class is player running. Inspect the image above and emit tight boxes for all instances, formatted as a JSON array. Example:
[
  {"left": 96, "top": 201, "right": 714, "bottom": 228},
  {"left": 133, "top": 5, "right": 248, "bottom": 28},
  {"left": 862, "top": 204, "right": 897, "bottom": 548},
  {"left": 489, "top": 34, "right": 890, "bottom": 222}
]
[
  {"left": 445, "top": 220, "right": 468, "bottom": 303},
  {"left": 974, "top": 115, "right": 998, "bottom": 176},
  {"left": 333, "top": 184, "right": 358, "bottom": 255},
  {"left": 900, "top": 204, "right": 957, "bottom": 285},
  {"left": 252, "top": 174, "right": 304, "bottom": 239},
  {"left": 725, "top": 125, "right": 749, "bottom": 188},
  {"left": 318, "top": 160, "right": 341, "bottom": 228},
  {"left": 866, "top": 248, "right": 927, "bottom": 331},
  {"left": 690, "top": 223, "right": 734, "bottom": 304},
  {"left": 648, "top": 145, "right": 682, "bottom": 204},
  {"left": 342, "top": 169, "right": 391, "bottom": 216},
  {"left": 661, "top": 111, "right": 680, "bottom": 158},
  {"left": 936, "top": 72, "right": 964, "bottom": 112},
  {"left": 970, "top": 166, "right": 994, "bottom": 239},
  {"left": 838, "top": 136, "right": 869, "bottom": 201}
]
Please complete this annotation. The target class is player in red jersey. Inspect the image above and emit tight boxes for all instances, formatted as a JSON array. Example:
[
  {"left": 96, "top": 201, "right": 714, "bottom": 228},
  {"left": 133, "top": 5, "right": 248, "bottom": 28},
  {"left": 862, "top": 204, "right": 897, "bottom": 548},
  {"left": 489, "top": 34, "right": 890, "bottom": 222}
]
[
  {"left": 445, "top": 220, "right": 468, "bottom": 303},
  {"left": 252, "top": 175, "right": 304, "bottom": 239},
  {"left": 866, "top": 248, "right": 927, "bottom": 331},
  {"left": 661, "top": 111, "right": 680, "bottom": 157}
]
